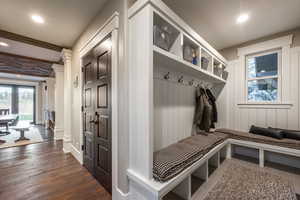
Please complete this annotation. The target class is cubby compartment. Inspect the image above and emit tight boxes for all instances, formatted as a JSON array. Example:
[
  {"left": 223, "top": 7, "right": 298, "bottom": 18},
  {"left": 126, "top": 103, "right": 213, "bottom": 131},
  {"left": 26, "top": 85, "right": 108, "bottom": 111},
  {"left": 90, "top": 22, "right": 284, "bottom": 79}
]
[
  {"left": 183, "top": 35, "right": 200, "bottom": 66},
  {"left": 222, "top": 69, "right": 229, "bottom": 80},
  {"left": 232, "top": 145, "right": 259, "bottom": 164},
  {"left": 201, "top": 49, "right": 213, "bottom": 72},
  {"left": 264, "top": 151, "right": 300, "bottom": 173},
  {"left": 191, "top": 161, "right": 208, "bottom": 196},
  {"left": 213, "top": 59, "right": 223, "bottom": 77},
  {"left": 220, "top": 146, "right": 227, "bottom": 164},
  {"left": 208, "top": 153, "right": 220, "bottom": 176},
  {"left": 162, "top": 176, "right": 191, "bottom": 200},
  {"left": 153, "top": 13, "right": 181, "bottom": 57}
]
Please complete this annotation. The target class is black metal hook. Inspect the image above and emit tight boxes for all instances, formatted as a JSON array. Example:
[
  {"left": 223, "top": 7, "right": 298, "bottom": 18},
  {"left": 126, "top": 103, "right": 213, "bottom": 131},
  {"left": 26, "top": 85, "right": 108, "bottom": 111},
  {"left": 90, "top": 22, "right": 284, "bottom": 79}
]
[
  {"left": 164, "top": 72, "right": 170, "bottom": 80},
  {"left": 189, "top": 79, "right": 194, "bottom": 86},
  {"left": 178, "top": 76, "right": 184, "bottom": 83}
]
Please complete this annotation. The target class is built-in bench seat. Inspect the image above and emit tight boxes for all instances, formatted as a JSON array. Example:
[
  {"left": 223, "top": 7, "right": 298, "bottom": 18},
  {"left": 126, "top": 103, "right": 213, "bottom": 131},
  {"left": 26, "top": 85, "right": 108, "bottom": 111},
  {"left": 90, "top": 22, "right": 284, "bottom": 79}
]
[
  {"left": 153, "top": 132, "right": 228, "bottom": 182},
  {"left": 127, "top": 129, "right": 300, "bottom": 200},
  {"left": 217, "top": 128, "right": 300, "bottom": 151}
]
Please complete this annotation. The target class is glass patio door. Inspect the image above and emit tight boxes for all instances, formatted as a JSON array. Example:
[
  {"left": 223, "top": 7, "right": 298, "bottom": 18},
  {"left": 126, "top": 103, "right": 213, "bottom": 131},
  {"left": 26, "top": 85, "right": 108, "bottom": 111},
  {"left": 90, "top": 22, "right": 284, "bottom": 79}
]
[
  {"left": 18, "top": 87, "right": 35, "bottom": 124},
  {"left": 0, "top": 86, "right": 12, "bottom": 114}
]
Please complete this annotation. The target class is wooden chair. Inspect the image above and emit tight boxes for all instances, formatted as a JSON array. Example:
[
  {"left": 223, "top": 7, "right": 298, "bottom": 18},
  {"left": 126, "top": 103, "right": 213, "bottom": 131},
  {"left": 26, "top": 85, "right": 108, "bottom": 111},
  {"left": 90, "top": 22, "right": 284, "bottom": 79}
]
[
  {"left": 0, "top": 109, "right": 9, "bottom": 116},
  {"left": 0, "top": 109, "right": 10, "bottom": 136}
]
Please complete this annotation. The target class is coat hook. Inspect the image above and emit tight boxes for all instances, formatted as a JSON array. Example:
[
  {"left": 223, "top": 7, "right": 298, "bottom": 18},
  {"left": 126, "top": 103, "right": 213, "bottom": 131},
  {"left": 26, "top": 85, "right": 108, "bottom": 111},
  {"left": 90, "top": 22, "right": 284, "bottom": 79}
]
[
  {"left": 178, "top": 76, "right": 184, "bottom": 83},
  {"left": 189, "top": 79, "right": 194, "bottom": 86},
  {"left": 164, "top": 72, "right": 170, "bottom": 80}
]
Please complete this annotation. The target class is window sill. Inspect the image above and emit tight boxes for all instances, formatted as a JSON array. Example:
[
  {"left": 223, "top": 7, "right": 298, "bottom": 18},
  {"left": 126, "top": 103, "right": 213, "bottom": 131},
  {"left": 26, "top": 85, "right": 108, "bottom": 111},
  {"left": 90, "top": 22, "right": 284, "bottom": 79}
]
[{"left": 237, "top": 102, "right": 293, "bottom": 109}]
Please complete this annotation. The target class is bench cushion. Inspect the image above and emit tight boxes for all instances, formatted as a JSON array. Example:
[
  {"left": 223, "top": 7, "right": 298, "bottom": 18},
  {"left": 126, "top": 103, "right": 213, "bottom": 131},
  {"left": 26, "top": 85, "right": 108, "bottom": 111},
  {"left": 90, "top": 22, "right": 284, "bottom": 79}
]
[
  {"left": 217, "top": 128, "right": 300, "bottom": 150},
  {"left": 153, "top": 132, "right": 228, "bottom": 182}
]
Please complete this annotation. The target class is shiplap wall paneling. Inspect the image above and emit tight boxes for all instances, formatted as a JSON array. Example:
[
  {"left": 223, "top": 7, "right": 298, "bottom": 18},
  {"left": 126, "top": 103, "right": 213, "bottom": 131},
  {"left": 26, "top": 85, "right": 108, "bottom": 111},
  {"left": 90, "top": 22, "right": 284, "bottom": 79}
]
[
  {"left": 288, "top": 48, "right": 300, "bottom": 129},
  {"left": 217, "top": 47, "right": 300, "bottom": 131},
  {"left": 154, "top": 78, "right": 195, "bottom": 151}
]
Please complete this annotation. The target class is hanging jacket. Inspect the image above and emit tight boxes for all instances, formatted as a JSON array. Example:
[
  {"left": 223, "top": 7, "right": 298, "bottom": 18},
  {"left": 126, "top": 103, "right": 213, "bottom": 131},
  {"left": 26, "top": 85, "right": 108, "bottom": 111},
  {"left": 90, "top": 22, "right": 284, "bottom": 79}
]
[
  {"left": 199, "top": 96, "right": 212, "bottom": 132},
  {"left": 206, "top": 89, "right": 218, "bottom": 127},
  {"left": 193, "top": 87, "right": 212, "bottom": 132},
  {"left": 193, "top": 87, "right": 204, "bottom": 125}
]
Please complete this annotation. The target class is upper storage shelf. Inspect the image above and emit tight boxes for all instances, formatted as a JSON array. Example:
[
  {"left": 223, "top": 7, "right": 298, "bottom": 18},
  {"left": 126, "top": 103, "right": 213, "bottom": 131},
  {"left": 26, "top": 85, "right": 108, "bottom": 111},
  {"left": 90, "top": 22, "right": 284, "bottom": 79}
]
[
  {"left": 147, "top": 2, "right": 228, "bottom": 83},
  {"left": 152, "top": 12, "right": 227, "bottom": 83}
]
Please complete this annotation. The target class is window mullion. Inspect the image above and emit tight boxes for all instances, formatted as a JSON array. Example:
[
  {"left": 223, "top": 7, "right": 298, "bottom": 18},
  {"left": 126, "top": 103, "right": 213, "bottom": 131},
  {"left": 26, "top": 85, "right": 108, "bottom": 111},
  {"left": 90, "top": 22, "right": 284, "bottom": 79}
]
[{"left": 247, "top": 75, "right": 278, "bottom": 81}]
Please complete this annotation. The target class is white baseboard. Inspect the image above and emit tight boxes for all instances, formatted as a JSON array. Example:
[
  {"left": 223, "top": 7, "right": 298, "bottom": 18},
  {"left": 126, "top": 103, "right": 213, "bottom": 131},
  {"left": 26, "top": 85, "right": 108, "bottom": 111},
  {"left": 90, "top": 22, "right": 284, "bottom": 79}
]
[
  {"left": 54, "top": 128, "right": 64, "bottom": 140},
  {"left": 115, "top": 188, "right": 129, "bottom": 200},
  {"left": 70, "top": 144, "right": 83, "bottom": 164}
]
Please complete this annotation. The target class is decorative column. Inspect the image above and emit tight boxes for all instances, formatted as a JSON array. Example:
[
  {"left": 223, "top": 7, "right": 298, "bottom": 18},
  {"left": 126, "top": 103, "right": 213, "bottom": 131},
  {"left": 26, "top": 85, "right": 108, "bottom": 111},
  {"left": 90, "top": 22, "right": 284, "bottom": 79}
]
[
  {"left": 52, "top": 64, "right": 64, "bottom": 140},
  {"left": 45, "top": 78, "right": 55, "bottom": 129},
  {"left": 61, "top": 49, "right": 72, "bottom": 153}
]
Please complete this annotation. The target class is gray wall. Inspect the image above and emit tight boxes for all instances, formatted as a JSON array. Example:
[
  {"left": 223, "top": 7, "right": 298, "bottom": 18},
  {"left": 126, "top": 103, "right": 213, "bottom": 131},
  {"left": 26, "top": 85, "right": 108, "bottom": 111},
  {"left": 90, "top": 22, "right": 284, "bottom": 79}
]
[
  {"left": 71, "top": 0, "right": 129, "bottom": 193},
  {"left": 220, "top": 27, "right": 300, "bottom": 61}
]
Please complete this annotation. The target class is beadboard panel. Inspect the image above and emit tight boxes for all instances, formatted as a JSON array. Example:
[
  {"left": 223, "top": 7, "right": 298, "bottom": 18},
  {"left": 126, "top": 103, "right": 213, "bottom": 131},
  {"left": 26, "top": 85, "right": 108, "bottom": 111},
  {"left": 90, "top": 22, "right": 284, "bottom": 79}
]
[
  {"left": 217, "top": 47, "right": 300, "bottom": 131},
  {"left": 154, "top": 79, "right": 195, "bottom": 151}
]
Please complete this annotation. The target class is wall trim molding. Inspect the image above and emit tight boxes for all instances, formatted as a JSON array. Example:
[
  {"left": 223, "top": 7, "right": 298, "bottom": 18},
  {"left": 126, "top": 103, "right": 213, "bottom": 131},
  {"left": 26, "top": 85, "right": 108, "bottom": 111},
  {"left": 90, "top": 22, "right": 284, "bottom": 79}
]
[
  {"left": 70, "top": 144, "right": 83, "bottom": 164},
  {"left": 116, "top": 188, "right": 129, "bottom": 200},
  {"left": 236, "top": 34, "right": 293, "bottom": 103},
  {"left": 237, "top": 34, "right": 293, "bottom": 56},
  {"left": 237, "top": 102, "right": 293, "bottom": 109},
  {"left": 54, "top": 127, "right": 64, "bottom": 140},
  {"left": 80, "top": 12, "right": 119, "bottom": 57}
]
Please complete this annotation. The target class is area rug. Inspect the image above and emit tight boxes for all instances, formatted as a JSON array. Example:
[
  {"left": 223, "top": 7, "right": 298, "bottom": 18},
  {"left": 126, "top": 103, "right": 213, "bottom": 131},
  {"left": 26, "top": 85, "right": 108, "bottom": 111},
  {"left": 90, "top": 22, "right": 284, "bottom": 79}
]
[
  {"left": 204, "top": 159, "right": 297, "bottom": 200},
  {"left": 0, "top": 127, "right": 43, "bottom": 149}
]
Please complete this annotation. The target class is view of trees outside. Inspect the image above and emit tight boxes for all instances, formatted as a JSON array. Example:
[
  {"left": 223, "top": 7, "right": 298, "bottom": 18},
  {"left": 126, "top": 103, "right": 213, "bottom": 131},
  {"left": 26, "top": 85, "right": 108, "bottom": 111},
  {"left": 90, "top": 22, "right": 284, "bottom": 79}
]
[
  {"left": 247, "top": 53, "right": 278, "bottom": 102},
  {"left": 18, "top": 88, "right": 34, "bottom": 122},
  {"left": 248, "top": 78, "right": 278, "bottom": 101},
  {"left": 0, "top": 86, "right": 12, "bottom": 112},
  {"left": 0, "top": 86, "right": 34, "bottom": 122}
]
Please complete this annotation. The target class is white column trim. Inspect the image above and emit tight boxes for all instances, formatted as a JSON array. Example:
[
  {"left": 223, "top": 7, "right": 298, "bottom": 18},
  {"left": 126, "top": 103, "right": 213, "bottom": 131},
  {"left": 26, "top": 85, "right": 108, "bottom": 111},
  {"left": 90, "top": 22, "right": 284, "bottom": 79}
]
[
  {"left": 52, "top": 64, "right": 65, "bottom": 141},
  {"left": 61, "top": 49, "right": 72, "bottom": 153},
  {"left": 79, "top": 13, "right": 120, "bottom": 200}
]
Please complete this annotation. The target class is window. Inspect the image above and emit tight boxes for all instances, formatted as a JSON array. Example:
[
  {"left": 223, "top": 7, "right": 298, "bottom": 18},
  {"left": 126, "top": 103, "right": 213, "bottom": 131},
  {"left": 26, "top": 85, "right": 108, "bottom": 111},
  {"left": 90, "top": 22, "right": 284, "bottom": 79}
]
[{"left": 246, "top": 49, "right": 281, "bottom": 102}]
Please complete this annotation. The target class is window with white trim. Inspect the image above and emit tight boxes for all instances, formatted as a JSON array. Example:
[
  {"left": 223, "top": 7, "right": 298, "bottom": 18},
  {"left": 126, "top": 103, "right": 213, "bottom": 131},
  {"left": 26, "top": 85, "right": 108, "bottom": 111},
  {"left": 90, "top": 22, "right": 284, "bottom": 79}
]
[{"left": 246, "top": 49, "right": 281, "bottom": 102}]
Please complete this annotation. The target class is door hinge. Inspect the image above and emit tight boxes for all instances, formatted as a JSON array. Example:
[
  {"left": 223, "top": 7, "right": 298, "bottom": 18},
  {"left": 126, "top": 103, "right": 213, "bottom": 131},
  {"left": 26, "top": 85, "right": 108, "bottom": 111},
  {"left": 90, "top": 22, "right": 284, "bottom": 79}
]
[
  {"left": 81, "top": 106, "right": 84, "bottom": 112},
  {"left": 81, "top": 67, "right": 84, "bottom": 72},
  {"left": 81, "top": 145, "right": 85, "bottom": 151}
]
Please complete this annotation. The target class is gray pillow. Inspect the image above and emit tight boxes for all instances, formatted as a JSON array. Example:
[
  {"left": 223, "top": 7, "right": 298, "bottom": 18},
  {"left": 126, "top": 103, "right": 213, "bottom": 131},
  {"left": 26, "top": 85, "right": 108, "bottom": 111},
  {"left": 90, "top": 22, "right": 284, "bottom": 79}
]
[
  {"left": 249, "top": 125, "right": 284, "bottom": 139},
  {"left": 268, "top": 127, "right": 300, "bottom": 141}
]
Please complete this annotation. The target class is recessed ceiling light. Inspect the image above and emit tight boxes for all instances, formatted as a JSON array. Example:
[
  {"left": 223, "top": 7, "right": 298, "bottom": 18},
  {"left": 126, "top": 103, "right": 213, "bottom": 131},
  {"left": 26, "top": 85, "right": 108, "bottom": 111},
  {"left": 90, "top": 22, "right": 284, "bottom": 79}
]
[
  {"left": 0, "top": 42, "right": 9, "bottom": 47},
  {"left": 31, "top": 14, "right": 45, "bottom": 24},
  {"left": 236, "top": 14, "right": 249, "bottom": 24}
]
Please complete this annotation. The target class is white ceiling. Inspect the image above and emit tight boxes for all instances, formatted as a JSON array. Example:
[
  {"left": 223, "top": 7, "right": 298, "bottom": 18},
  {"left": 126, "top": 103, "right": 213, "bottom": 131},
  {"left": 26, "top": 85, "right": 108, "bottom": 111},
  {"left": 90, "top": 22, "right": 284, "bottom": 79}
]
[
  {"left": 0, "top": 0, "right": 108, "bottom": 47},
  {"left": 0, "top": 37, "right": 61, "bottom": 62},
  {"left": 163, "top": 0, "right": 300, "bottom": 50}
]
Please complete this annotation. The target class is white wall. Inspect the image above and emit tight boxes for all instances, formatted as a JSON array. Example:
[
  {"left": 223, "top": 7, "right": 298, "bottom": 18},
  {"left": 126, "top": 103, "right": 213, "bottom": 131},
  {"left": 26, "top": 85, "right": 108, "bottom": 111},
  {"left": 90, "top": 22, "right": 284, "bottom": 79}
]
[
  {"left": 154, "top": 79, "right": 195, "bottom": 151},
  {"left": 217, "top": 46, "right": 300, "bottom": 131}
]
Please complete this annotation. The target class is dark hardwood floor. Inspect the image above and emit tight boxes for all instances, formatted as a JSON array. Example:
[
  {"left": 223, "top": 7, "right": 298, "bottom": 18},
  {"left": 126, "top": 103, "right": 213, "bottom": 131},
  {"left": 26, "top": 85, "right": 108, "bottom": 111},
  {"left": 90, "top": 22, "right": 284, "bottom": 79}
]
[
  {"left": 35, "top": 125, "right": 54, "bottom": 142},
  {"left": 0, "top": 140, "right": 112, "bottom": 200}
]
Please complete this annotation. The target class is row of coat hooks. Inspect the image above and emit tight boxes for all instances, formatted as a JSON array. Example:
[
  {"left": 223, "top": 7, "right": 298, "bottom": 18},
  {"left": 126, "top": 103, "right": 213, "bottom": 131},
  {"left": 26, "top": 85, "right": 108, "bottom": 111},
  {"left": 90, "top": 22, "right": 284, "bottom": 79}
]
[{"left": 155, "top": 71, "right": 213, "bottom": 89}]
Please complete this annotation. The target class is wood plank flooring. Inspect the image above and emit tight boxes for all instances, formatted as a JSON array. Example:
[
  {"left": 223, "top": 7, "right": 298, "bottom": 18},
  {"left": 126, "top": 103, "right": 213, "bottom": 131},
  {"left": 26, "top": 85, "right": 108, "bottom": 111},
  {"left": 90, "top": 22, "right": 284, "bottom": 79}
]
[{"left": 0, "top": 140, "right": 112, "bottom": 200}]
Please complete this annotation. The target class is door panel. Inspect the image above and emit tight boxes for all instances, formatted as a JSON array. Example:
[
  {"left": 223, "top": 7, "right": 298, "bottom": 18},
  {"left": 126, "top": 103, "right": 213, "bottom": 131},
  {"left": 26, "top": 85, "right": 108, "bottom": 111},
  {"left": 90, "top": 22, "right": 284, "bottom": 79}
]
[
  {"left": 82, "top": 36, "right": 112, "bottom": 193},
  {"left": 84, "top": 88, "right": 92, "bottom": 108},
  {"left": 97, "top": 51, "right": 109, "bottom": 78},
  {"left": 82, "top": 55, "right": 95, "bottom": 175},
  {"left": 97, "top": 84, "right": 108, "bottom": 108}
]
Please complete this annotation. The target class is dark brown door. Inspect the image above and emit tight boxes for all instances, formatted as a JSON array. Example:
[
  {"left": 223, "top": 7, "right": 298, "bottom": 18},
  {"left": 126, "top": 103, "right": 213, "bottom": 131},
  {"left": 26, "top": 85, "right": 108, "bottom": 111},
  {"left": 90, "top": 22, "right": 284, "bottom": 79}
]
[{"left": 82, "top": 36, "right": 112, "bottom": 193}]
